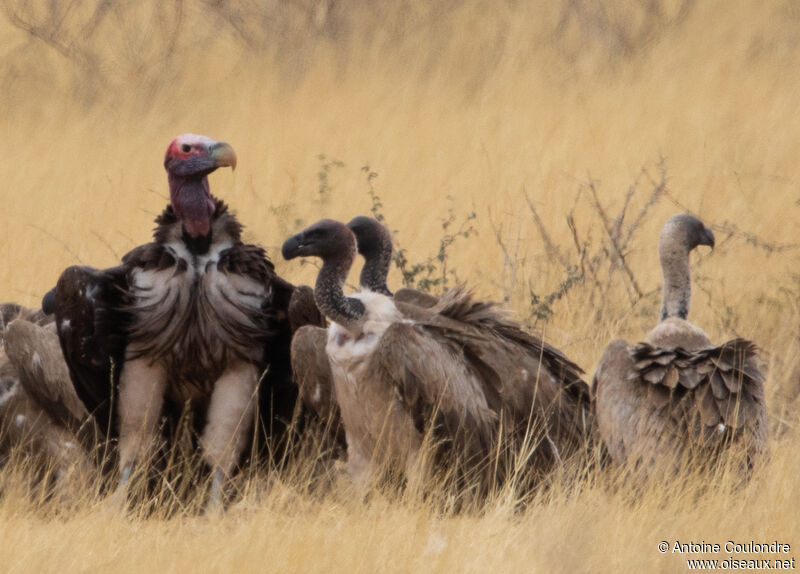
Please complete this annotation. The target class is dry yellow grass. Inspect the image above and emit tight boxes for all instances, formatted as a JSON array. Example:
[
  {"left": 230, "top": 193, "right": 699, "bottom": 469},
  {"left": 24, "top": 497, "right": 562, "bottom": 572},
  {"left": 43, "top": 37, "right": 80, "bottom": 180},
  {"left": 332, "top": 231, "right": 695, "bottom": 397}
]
[{"left": 1, "top": 1, "right": 799, "bottom": 572}]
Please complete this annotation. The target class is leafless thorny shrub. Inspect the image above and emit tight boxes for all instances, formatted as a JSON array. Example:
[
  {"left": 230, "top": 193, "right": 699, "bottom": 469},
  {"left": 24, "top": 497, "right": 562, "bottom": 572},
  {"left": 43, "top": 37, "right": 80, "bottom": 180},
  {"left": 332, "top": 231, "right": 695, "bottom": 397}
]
[
  {"left": 487, "top": 159, "right": 671, "bottom": 328},
  {"left": 484, "top": 159, "right": 800, "bottom": 423},
  {"left": 339, "top": 156, "right": 800, "bottom": 350},
  {"left": 363, "top": 165, "right": 477, "bottom": 293},
  {"left": 316, "top": 154, "right": 345, "bottom": 207},
  {"left": 1, "top": 0, "right": 186, "bottom": 107},
  {"left": 490, "top": 158, "right": 800, "bottom": 332},
  {"left": 0, "top": 0, "right": 708, "bottom": 109},
  {"left": 252, "top": 157, "right": 341, "bottom": 247},
  {"left": 551, "top": 0, "right": 696, "bottom": 65}
]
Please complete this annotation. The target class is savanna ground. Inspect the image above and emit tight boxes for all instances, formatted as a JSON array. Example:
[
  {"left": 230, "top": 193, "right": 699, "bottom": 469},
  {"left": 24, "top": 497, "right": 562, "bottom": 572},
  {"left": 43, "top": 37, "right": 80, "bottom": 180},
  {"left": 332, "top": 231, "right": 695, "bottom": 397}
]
[{"left": 1, "top": 1, "right": 799, "bottom": 572}]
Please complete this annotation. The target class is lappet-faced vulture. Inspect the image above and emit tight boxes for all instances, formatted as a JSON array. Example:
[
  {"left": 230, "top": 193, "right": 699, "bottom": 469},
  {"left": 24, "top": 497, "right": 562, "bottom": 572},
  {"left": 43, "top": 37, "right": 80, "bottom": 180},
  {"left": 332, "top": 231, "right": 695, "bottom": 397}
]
[{"left": 46, "top": 135, "right": 296, "bottom": 509}]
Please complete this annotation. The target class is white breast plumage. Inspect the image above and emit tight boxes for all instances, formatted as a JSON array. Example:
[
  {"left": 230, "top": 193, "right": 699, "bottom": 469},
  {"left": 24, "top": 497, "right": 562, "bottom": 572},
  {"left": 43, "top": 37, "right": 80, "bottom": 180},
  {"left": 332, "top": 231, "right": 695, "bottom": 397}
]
[
  {"left": 126, "top": 238, "right": 268, "bottom": 377},
  {"left": 326, "top": 290, "right": 403, "bottom": 373}
]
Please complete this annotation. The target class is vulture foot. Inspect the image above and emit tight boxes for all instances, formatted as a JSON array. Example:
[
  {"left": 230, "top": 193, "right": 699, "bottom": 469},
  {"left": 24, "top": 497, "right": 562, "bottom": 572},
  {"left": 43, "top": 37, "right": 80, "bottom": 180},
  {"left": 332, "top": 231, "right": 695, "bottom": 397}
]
[
  {"left": 205, "top": 468, "right": 225, "bottom": 516},
  {"left": 103, "top": 463, "right": 133, "bottom": 513}
]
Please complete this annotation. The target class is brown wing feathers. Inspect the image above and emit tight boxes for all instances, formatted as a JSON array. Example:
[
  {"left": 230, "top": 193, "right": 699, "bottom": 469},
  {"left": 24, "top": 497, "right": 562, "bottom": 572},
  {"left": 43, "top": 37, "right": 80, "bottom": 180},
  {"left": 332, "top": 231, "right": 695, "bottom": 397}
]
[
  {"left": 430, "top": 287, "right": 585, "bottom": 388},
  {"left": 368, "top": 322, "right": 498, "bottom": 466},
  {"left": 288, "top": 285, "right": 326, "bottom": 332},
  {"left": 419, "top": 287, "right": 592, "bottom": 445},
  {"left": 54, "top": 265, "right": 131, "bottom": 436},
  {"left": 4, "top": 320, "right": 88, "bottom": 432},
  {"left": 630, "top": 338, "right": 765, "bottom": 433}
]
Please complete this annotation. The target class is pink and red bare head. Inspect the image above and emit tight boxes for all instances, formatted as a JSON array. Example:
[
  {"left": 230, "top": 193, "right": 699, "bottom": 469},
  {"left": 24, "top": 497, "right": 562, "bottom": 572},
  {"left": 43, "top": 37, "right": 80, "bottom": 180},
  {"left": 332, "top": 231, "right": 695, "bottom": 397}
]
[{"left": 164, "top": 134, "right": 237, "bottom": 238}]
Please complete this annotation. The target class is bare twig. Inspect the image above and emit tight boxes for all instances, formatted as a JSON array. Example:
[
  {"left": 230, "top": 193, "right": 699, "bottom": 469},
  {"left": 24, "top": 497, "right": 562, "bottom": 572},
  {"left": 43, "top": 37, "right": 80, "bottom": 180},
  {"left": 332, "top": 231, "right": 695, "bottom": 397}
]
[
  {"left": 525, "top": 190, "right": 569, "bottom": 267},
  {"left": 586, "top": 177, "right": 643, "bottom": 301},
  {"left": 90, "top": 230, "right": 120, "bottom": 260},
  {"left": 664, "top": 190, "right": 800, "bottom": 254},
  {"left": 488, "top": 209, "right": 526, "bottom": 303},
  {"left": 622, "top": 159, "right": 667, "bottom": 250},
  {"left": 26, "top": 223, "right": 83, "bottom": 263}
]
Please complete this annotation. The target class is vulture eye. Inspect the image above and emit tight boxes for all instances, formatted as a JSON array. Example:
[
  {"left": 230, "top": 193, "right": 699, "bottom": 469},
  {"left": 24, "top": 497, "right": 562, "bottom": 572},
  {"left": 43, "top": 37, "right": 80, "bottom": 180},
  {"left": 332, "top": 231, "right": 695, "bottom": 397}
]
[{"left": 181, "top": 144, "right": 192, "bottom": 153}]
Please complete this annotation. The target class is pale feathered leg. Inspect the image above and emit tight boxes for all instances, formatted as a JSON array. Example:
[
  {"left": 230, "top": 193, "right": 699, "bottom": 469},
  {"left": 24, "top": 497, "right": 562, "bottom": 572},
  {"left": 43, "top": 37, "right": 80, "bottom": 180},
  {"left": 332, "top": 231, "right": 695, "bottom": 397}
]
[
  {"left": 200, "top": 361, "right": 258, "bottom": 513},
  {"left": 111, "top": 357, "right": 166, "bottom": 509},
  {"left": 344, "top": 434, "right": 376, "bottom": 496},
  {"left": 206, "top": 468, "right": 225, "bottom": 516}
]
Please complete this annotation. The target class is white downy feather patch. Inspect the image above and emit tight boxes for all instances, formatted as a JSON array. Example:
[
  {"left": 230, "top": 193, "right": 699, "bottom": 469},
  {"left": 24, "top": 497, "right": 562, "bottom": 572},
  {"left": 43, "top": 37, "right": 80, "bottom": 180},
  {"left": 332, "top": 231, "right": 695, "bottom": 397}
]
[
  {"left": 0, "top": 381, "right": 19, "bottom": 406},
  {"left": 327, "top": 290, "right": 402, "bottom": 369}
]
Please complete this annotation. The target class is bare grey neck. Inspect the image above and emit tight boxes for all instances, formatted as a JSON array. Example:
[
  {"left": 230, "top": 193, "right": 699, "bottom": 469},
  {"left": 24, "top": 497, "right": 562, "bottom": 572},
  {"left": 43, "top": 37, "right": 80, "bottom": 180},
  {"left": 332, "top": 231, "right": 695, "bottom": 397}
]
[
  {"left": 353, "top": 219, "right": 394, "bottom": 296},
  {"left": 359, "top": 245, "right": 393, "bottom": 297},
  {"left": 658, "top": 234, "right": 691, "bottom": 321},
  {"left": 314, "top": 251, "right": 366, "bottom": 331}
]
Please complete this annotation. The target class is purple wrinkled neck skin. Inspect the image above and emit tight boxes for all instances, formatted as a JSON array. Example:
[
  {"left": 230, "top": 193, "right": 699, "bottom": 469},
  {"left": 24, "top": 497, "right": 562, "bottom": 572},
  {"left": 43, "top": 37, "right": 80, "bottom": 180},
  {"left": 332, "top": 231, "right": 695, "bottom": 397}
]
[{"left": 168, "top": 174, "right": 215, "bottom": 238}]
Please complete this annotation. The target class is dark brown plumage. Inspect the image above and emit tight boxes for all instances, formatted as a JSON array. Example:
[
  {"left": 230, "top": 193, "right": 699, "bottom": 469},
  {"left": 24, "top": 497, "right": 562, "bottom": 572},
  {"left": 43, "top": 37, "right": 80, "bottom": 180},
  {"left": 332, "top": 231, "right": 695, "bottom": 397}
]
[
  {"left": 48, "top": 134, "right": 297, "bottom": 510},
  {"left": 287, "top": 285, "right": 344, "bottom": 454},
  {"left": 592, "top": 214, "right": 767, "bottom": 474},
  {"left": 393, "top": 288, "right": 439, "bottom": 309}
]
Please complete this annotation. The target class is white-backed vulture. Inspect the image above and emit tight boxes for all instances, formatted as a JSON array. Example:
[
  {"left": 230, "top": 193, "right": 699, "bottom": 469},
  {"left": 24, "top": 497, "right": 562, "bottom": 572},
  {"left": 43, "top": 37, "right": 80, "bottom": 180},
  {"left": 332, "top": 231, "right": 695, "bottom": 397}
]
[
  {"left": 282, "top": 219, "right": 591, "bottom": 492},
  {"left": 592, "top": 214, "right": 767, "bottom": 474},
  {"left": 0, "top": 304, "right": 92, "bottom": 498},
  {"left": 286, "top": 215, "right": 441, "bottom": 461},
  {"left": 346, "top": 215, "right": 594, "bottom": 453},
  {"left": 47, "top": 134, "right": 297, "bottom": 510},
  {"left": 286, "top": 216, "right": 451, "bottom": 462}
]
